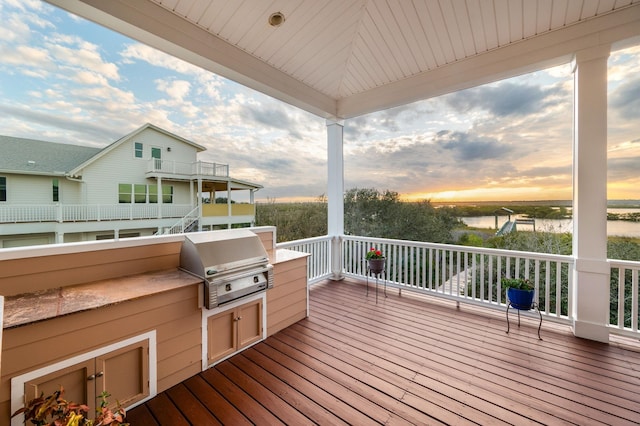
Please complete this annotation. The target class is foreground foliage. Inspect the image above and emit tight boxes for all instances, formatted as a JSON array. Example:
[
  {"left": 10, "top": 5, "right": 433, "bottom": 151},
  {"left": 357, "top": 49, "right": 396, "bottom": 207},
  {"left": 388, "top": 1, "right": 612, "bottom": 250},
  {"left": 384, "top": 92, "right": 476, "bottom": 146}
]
[{"left": 13, "top": 386, "right": 127, "bottom": 426}]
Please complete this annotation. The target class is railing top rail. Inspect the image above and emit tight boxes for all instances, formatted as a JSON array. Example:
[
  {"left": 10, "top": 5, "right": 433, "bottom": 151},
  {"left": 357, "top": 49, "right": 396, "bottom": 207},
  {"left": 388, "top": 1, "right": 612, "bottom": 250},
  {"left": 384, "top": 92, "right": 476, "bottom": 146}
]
[
  {"left": 277, "top": 235, "right": 332, "bottom": 248},
  {"left": 608, "top": 258, "right": 640, "bottom": 267},
  {"left": 341, "top": 234, "right": 573, "bottom": 263}
]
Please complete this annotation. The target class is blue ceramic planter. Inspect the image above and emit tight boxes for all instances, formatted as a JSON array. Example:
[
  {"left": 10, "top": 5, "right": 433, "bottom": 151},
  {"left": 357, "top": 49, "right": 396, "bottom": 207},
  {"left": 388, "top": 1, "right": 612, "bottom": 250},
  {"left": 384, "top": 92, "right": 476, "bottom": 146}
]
[{"left": 507, "top": 287, "right": 534, "bottom": 310}]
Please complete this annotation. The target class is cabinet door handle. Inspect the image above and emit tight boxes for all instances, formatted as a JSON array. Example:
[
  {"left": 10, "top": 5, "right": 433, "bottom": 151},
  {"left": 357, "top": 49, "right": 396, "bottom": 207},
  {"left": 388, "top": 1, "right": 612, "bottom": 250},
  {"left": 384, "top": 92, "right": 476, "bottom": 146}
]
[
  {"left": 87, "top": 375, "right": 96, "bottom": 381},
  {"left": 95, "top": 371, "right": 104, "bottom": 378},
  {"left": 237, "top": 316, "right": 242, "bottom": 321}
]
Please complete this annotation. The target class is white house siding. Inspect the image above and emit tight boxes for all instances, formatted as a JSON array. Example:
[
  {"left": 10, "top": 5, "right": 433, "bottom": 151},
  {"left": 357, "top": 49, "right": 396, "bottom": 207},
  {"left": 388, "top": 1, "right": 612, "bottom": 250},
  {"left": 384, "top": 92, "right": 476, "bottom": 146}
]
[
  {"left": 79, "top": 127, "right": 199, "bottom": 205},
  {"left": 2, "top": 174, "right": 83, "bottom": 205},
  {"left": 3, "top": 174, "right": 58, "bottom": 204}
]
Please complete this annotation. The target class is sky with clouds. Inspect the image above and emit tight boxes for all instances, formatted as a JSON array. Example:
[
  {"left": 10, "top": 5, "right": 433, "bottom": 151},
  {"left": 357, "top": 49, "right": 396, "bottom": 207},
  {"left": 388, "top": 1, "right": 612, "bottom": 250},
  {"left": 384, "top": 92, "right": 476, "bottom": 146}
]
[{"left": 0, "top": 0, "right": 638, "bottom": 203}]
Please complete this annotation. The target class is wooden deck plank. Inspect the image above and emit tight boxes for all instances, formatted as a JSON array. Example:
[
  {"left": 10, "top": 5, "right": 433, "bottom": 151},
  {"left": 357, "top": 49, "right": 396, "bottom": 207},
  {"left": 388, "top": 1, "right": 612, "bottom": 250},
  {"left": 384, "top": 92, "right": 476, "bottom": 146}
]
[
  {"left": 215, "top": 360, "right": 315, "bottom": 425},
  {"left": 128, "top": 278, "right": 640, "bottom": 426},
  {"left": 271, "top": 329, "right": 453, "bottom": 425},
  {"left": 143, "top": 392, "right": 189, "bottom": 426},
  {"left": 124, "top": 404, "right": 158, "bottom": 425},
  {"left": 310, "top": 281, "right": 639, "bottom": 424},
  {"left": 242, "top": 345, "right": 376, "bottom": 424},
  {"left": 199, "top": 367, "right": 285, "bottom": 425},
  {"left": 229, "top": 353, "right": 349, "bottom": 425},
  {"left": 255, "top": 339, "right": 408, "bottom": 425},
  {"left": 182, "top": 375, "right": 252, "bottom": 425},
  {"left": 165, "top": 384, "right": 222, "bottom": 425}
]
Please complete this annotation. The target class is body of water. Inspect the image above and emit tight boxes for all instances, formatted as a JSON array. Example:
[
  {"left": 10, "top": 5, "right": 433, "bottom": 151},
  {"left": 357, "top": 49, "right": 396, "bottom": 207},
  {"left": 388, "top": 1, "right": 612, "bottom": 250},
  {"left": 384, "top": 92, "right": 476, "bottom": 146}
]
[{"left": 462, "top": 209, "right": 640, "bottom": 237}]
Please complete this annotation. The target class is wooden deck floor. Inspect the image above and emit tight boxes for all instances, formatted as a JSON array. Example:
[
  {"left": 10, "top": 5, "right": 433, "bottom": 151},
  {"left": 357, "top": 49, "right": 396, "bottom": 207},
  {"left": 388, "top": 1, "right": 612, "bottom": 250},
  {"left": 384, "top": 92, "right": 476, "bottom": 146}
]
[{"left": 128, "top": 278, "right": 640, "bottom": 425}]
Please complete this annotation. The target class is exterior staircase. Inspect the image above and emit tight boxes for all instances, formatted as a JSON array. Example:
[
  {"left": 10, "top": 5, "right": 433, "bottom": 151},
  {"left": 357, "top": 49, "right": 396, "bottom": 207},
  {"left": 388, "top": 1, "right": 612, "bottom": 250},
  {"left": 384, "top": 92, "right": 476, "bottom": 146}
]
[{"left": 162, "top": 206, "right": 200, "bottom": 234}]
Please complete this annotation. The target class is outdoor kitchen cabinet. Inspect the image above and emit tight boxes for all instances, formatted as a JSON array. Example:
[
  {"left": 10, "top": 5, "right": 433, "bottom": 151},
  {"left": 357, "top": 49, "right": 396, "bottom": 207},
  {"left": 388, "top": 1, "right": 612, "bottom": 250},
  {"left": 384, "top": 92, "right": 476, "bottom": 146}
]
[
  {"left": 22, "top": 340, "right": 150, "bottom": 417},
  {"left": 207, "top": 298, "right": 263, "bottom": 365}
]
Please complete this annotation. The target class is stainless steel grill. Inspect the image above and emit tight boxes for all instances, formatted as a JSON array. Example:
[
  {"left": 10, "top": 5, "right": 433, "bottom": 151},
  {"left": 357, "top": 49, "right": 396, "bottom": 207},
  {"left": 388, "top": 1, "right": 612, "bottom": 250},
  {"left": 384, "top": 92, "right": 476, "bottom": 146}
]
[{"left": 180, "top": 229, "right": 273, "bottom": 309}]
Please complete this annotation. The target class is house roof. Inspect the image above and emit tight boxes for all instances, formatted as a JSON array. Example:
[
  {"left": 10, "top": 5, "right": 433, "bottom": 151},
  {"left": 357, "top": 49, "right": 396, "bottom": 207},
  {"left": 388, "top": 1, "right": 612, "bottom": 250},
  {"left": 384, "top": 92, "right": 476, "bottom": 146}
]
[
  {"left": 47, "top": 0, "right": 640, "bottom": 119},
  {"left": 1, "top": 123, "right": 207, "bottom": 178},
  {"left": 68, "top": 123, "right": 206, "bottom": 176},
  {"left": 0, "top": 135, "right": 100, "bottom": 176}
]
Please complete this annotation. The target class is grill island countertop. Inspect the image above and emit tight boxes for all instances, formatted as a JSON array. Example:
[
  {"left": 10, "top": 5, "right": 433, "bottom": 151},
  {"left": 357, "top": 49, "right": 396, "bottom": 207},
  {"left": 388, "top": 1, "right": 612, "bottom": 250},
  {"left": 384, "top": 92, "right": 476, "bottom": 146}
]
[{"left": 3, "top": 269, "right": 200, "bottom": 329}]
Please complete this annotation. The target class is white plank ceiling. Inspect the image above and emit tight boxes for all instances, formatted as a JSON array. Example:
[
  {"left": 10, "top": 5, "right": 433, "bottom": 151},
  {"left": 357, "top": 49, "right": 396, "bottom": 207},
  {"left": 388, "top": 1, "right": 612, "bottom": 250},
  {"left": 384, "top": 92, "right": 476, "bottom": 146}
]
[{"left": 47, "top": 0, "right": 640, "bottom": 118}]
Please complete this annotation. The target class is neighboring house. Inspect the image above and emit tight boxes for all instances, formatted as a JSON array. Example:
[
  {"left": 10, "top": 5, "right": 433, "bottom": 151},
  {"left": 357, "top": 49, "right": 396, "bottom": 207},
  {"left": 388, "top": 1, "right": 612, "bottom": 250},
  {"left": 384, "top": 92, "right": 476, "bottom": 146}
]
[{"left": 0, "top": 123, "right": 262, "bottom": 247}]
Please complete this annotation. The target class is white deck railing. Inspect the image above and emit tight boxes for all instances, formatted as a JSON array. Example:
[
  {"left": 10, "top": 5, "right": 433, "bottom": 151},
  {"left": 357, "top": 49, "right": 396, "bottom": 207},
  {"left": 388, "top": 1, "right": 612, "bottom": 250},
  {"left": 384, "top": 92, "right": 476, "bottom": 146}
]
[
  {"left": 147, "top": 159, "right": 229, "bottom": 177},
  {"left": 276, "top": 235, "right": 571, "bottom": 323},
  {"left": 609, "top": 259, "right": 640, "bottom": 338},
  {"left": 0, "top": 204, "right": 193, "bottom": 223},
  {"left": 342, "top": 235, "right": 574, "bottom": 324},
  {"left": 277, "top": 236, "right": 332, "bottom": 284},
  {"left": 281, "top": 234, "right": 640, "bottom": 338}
]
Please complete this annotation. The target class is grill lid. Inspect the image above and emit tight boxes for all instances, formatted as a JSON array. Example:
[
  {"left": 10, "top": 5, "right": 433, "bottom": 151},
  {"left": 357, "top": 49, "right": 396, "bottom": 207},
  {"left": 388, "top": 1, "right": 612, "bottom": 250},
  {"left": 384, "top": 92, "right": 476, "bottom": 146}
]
[{"left": 180, "top": 229, "right": 269, "bottom": 278}]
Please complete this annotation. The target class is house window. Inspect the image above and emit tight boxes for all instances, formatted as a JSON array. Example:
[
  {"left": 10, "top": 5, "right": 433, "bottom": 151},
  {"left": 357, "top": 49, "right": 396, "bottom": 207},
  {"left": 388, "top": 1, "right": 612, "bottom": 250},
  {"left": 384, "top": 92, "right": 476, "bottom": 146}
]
[
  {"left": 162, "top": 186, "right": 173, "bottom": 203},
  {"left": 151, "top": 147, "right": 162, "bottom": 169},
  {"left": 134, "top": 184, "right": 147, "bottom": 203},
  {"left": 118, "top": 183, "right": 132, "bottom": 203},
  {"left": 134, "top": 142, "right": 143, "bottom": 158},
  {"left": 52, "top": 178, "right": 59, "bottom": 202},
  {"left": 0, "top": 177, "right": 6, "bottom": 201},
  {"left": 149, "top": 185, "right": 157, "bottom": 203},
  {"left": 118, "top": 183, "right": 171, "bottom": 203}
]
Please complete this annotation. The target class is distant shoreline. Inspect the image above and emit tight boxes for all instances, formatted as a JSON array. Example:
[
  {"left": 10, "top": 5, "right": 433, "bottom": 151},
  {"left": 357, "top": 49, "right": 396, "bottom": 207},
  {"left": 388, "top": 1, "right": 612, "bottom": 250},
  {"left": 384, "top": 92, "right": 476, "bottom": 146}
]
[{"left": 431, "top": 200, "right": 640, "bottom": 208}]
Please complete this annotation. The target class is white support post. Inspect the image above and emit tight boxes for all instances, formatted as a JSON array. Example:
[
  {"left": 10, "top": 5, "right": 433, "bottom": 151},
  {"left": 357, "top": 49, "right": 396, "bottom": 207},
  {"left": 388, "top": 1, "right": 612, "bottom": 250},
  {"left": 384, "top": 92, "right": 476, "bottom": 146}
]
[
  {"left": 227, "top": 181, "right": 232, "bottom": 229},
  {"left": 571, "top": 44, "right": 611, "bottom": 342},
  {"left": 197, "top": 177, "right": 203, "bottom": 232},
  {"left": 327, "top": 119, "right": 345, "bottom": 280},
  {"left": 250, "top": 190, "right": 256, "bottom": 226},
  {"left": 157, "top": 176, "right": 162, "bottom": 219}
]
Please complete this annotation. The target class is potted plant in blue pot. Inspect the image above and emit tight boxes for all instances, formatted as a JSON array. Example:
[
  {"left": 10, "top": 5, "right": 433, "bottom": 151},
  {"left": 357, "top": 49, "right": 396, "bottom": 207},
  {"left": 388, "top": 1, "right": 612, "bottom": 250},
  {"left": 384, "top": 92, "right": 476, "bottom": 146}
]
[{"left": 502, "top": 277, "right": 535, "bottom": 310}]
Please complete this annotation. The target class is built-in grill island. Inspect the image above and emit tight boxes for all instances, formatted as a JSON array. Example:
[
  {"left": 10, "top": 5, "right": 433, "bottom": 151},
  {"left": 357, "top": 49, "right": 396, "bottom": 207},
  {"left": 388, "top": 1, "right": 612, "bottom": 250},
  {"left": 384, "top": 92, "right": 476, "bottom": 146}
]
[{"left": 180, "top": 229, "right": 274, "bottom": 309}]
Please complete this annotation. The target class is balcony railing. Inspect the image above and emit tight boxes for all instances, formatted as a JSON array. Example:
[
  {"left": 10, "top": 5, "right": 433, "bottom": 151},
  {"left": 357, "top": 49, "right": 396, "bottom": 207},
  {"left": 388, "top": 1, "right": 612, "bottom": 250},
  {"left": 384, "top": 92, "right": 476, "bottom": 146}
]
[
  {"left": 202, "top": 204, "right": 256, "bottom": 217},
  {"left": 278, "top": 235, "right": 640, "bottom": 339},
  {"left": 609, "top": 259, "right": 640, "bottom": 337},
  {"left": 277, "top": 236, "right": 332, "bottom": 283},
  {"left": 147, "top": 159, "right": 229, "bottom": 177},
  {"left": 0, "top": 204, "right": 193, "bottom": 223}
]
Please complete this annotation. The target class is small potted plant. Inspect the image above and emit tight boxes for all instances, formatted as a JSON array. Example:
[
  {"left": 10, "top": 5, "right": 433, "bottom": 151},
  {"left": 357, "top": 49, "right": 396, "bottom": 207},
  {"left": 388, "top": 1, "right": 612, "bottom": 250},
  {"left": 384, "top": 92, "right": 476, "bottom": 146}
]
[
  {"left": 365, "top": 247, "right": 385, "bottom": 274},
  {"left": 502, "top": 277, "right": 535, "bottom": 310}
]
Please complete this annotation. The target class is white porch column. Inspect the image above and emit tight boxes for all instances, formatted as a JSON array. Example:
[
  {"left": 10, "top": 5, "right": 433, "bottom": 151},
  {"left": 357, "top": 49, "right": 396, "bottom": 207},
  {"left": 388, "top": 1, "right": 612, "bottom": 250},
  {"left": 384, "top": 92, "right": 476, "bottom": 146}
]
[
  {"left": 571, "top": 44, "right": 611, "bottom": 342},
  {"left": 157, "top": 176, "right": 162, "bottom": 219},
  {"left": 327, "top": 119, "right": 345, "bottom": 280},
  {"left": 227, "top": 181, "right": 232, "bottom": 229},
  {"left": 250, "top": 190, "right": 256, "bottom": 226},
  {"left": 197, "top": 177, "right": 203, "bottom": 232}
]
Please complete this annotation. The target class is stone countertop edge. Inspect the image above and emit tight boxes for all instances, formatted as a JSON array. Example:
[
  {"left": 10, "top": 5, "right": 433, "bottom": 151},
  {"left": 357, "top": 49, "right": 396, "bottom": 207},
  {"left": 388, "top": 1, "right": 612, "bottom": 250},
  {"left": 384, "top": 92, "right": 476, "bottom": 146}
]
[
  {"left": 274, "top": 248, "right": 310, "bottom": 263},
  {"left": 3, "top": 269, "right": 201, "bottom": 329}
]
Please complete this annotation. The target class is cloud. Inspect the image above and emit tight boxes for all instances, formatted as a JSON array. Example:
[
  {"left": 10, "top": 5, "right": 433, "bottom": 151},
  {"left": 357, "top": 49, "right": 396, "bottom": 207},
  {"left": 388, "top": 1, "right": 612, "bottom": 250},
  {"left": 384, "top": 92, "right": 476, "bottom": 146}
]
[
  {"left": 608, "top": 156, "right": 640, "bottom": 180},
  {"left": 155, "top": 79, "right": 191, "bottom": 100},
  {"left": 240, "top": 101, "right": 305, "bottom": 140},
  {"left": 444, "top": 82, "right": 559, "bottom": 117},
  {"left": 610, "top": 76, "right": 640, "bottom": 120},
  {"left": 434, "top": 130, "right": 510, "bottom": 161}
]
